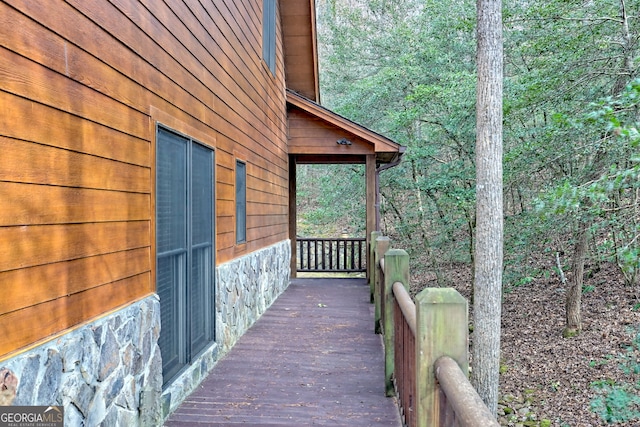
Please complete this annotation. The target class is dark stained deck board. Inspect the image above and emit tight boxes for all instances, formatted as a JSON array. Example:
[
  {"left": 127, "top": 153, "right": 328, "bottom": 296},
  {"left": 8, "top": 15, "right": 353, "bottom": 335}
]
[{"left": 165, "top": 278, "right": 402, "bottom": 426}]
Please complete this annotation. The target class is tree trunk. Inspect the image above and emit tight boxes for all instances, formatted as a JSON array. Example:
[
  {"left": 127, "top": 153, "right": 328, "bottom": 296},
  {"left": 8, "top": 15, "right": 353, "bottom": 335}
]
[
  {"left": 563, "top": 221, "right": 589, "bottom": 337},
  {"left": 410, "top": 160, "right": 431, "bottom": 244},
  {"left": 471, "top": 0, "right": 503, "bottom": 417},
  {"left": 612, "top": 0, "right": 635, "bottom": 96}
]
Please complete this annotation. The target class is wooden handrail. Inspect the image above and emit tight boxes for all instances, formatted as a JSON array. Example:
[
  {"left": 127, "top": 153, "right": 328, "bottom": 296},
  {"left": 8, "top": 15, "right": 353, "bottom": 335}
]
[
  {"left": 435, "top": 357, "right": 500, "bottom": 427},
  {"left": 372, "top": 232, "right": 498, "bottom": 427},
  {"left": 392, "top": 279, "right": 417, "bottom": 426},
  {"left": 392, "top": 281, "right": 416, "bottom": 336}
]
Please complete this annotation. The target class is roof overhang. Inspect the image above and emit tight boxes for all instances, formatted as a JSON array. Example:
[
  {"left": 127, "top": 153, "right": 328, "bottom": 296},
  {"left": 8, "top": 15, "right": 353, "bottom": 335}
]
[
  {"left": 280, "top": 0, "right": 320, "bottom": 102},
  {"left": 286, "top": 90, "right": 405, "bottom": 165}
]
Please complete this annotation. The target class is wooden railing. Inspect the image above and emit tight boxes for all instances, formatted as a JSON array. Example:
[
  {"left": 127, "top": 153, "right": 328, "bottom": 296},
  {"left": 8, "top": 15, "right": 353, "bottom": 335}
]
[
  {"left": 370, "top": 232, "right": 499, "bottom": 427},
  {"left": 297, "top": 237, "right": 366, "bottom": 273},
  {"left": 393, "top": 281, "right": 417, "bottom": 427}
]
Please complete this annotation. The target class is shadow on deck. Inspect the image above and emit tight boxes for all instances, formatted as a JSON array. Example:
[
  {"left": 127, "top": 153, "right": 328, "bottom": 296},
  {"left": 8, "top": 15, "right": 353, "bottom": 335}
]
[{"left": 165, "top": 278, "right": 402, "bottom": 426}]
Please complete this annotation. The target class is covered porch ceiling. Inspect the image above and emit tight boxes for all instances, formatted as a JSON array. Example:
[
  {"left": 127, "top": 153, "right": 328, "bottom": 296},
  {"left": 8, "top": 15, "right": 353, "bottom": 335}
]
[{"left": 286, "top": 90, "right": 405, "bottom": 165}]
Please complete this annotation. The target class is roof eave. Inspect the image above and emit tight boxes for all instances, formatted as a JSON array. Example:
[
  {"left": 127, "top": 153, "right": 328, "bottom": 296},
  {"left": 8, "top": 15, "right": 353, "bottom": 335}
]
[{"left": 286, "top": 89, "right": 405, "bottom": 163}]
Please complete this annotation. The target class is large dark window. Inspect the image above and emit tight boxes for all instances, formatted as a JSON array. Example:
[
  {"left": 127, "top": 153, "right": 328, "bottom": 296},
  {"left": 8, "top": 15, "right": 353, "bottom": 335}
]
[
  {"left": 236, "top": 160, "right": 247, "bottom": 244},
  {"left": 262, "top": 0, "right": 277, "bottom": 75},
  {"left": 157, "top": 127, "right": 214, "bottom": 386}
]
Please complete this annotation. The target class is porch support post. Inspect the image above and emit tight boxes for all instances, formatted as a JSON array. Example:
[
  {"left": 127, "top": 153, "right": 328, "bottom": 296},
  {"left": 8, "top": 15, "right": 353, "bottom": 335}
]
[
  {"left": 289, "top": 155, "right": 297, "bottom": 278},
  {"left": 366, "top": 154, "right": 376, "bottom": 280}
]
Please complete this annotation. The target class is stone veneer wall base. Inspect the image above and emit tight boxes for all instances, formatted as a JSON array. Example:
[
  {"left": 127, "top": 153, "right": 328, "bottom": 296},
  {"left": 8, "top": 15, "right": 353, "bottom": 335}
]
[{"left": 1, "top": 295, "right": 163, "bottom": 426}]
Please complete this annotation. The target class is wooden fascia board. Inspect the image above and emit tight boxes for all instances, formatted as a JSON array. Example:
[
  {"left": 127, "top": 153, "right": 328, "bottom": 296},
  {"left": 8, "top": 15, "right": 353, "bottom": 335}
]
[{"left": 286, "top": 90, "right": 403, "bottom": 155}]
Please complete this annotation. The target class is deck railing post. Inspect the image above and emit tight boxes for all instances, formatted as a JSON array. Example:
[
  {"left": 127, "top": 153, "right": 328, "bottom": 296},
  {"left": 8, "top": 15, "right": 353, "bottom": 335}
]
[
  {"left": 383, "top": 249, "right": 409, "bottom": 397},
  {"left": 369, "top": 231, "right": 380, "bottom": 302},
  {"left": 374, "top": 235, "right": 390, "bottom": 334},
  {"left": 415, "top": 288, "right": 468, "bottom": 427}
]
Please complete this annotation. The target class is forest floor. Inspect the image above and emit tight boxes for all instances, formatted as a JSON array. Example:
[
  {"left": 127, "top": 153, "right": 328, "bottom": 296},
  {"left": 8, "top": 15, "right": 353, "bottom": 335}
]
[{"left": 412, "top": 261, "right": 640, "bottom": 427}]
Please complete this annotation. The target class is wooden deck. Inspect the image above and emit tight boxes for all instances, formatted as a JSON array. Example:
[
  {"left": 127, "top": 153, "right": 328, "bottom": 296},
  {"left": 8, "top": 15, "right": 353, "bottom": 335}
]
[{"left": 165, "top": 278, "right": 402, "bottom": 426}]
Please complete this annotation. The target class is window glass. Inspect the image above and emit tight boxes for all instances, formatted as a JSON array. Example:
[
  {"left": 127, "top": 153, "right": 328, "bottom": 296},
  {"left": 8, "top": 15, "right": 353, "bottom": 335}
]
[
  {"left": 157, "top": 127, "right": 215, "bottom": 386},
  {"left": 236, "top": 160, "right": 247, "bottom": 244},
  {"left": 189, "top": 143, "right": 214, "bottom": 358},
  {"left": 262, "top": 0, "right": 276, "bottom": 74}
]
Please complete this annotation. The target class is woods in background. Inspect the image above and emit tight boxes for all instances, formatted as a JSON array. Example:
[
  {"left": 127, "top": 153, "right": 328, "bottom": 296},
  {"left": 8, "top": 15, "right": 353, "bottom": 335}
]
[{"left": 301, "top": 0, "right": 640, "bottom": 338}]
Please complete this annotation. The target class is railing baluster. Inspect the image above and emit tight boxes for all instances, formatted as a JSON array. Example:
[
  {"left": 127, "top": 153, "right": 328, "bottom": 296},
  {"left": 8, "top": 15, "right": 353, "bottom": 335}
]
[
  {"left": 344, "top": 239, "right": 347, "bottom": 270},
  {"left": 314, "top": 240, "right": 318, "bottom": 270},
  {"left": 332, "top": 239, "right": 335, "bottom": 270},
  {"left": 392, "top": 280, "right": 415, "bottom": 426},
  {"left": 346, "top": 239, "right": 350, "bottom": 269},
  {"left": 295, "top": 237, "right": 367, "bottom": 273},
  {"left": 349, "top": 240, "right": 356, "bottom": 268},
  {"left": 298, "top": 239, "right": 303, "bottom": 270},
  {"left": 344, "top": 239, "right": 348, "bottom": 270},
  {"left": 329, "top": 240, "right": 333, "bottom": 270}
]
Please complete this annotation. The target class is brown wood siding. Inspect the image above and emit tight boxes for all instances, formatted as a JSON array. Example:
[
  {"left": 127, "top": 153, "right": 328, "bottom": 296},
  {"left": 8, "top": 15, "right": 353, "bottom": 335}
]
[
  {"left": 287, "top": 108, "right": 374, "bottom": 156},
  {"left": 0, "top": 0, "right": 289, "bottom": 359}
]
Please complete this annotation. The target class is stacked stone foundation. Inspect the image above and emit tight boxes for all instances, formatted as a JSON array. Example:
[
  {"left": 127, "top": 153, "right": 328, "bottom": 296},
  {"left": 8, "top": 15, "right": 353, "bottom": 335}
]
[{"left": 0, "top": 296, "right": 163, "bottom": 426}]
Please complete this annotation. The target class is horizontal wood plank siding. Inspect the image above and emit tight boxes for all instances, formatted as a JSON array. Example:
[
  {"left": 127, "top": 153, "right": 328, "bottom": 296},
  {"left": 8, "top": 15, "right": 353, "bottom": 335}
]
[
  {"left": 0, "top": 0, "right": 289, "bottom": 358},
  {"left": 0, "top": 248, "right": 150, "bottom": 314},
  {"left": 287, "top": 107, "right": 374, "bottom": 156},
  {"left": 0, "top": 137, "right": 151, "bottom": 193},
  {"left": 0, "top": 222, "right": 150, "bottom": 273},
  {"left": 1, "top": 183, "right": 150, "bottom": 226},
  {"left": 0, "top": 92, "right": 151, "bottom": 167},
  {"left": 0, "top": 273, "right": 150, "bottom": 358}
]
